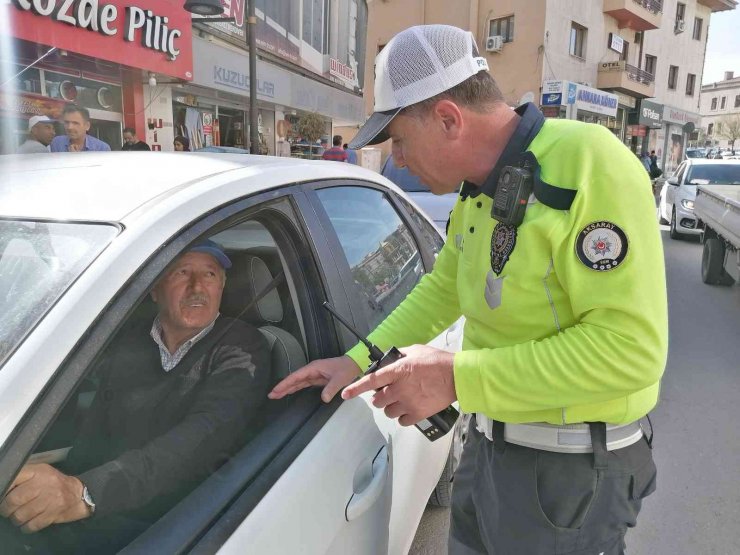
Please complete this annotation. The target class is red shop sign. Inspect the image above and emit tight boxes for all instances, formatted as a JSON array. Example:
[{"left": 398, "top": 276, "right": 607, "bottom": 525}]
[{"left": 4, "top": 0, "right": 193, "bottom": 80}]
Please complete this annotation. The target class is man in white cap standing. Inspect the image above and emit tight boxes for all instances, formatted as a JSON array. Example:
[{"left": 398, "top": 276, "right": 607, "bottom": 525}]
[
  {"left": 270, "top": 24, "right": 666, "bottom": 554},
  {"left": 17, "top": 115, "right": 56, "bottom": 154}
]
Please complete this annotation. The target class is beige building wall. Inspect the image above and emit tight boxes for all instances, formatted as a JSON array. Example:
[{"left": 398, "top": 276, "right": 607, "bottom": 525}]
[
  {"left": 700, "top": 74, "right": 740, "bottom": 148},
  {"left": 643, "top": 0, "right": 711, "bottom": 114},
  {"left": 477, "top": 0, "right": 546, "bottom": 105}
]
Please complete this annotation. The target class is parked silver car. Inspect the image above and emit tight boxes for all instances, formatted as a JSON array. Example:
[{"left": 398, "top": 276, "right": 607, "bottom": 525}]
[
  {"left": 658, "top": 159, "right": 740, "bottom": 240},
  {"left": 0, "top": 153, "right": 463, "bottom": 555}
]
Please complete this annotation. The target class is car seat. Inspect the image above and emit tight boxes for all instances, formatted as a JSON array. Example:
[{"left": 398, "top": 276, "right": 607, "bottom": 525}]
[{"left": 220, "top": 252, "right": 307, "bottom": 382}]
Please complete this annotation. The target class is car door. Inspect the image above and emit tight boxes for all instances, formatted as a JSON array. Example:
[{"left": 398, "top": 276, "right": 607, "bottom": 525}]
[
  {"left": 305, "top": 182, "right": 457, "bottom": 555},
  {"left": 0, "top": 186, "right": 394, "bottom": 555}
]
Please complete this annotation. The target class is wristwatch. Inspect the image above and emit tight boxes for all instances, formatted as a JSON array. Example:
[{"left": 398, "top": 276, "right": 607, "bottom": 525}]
[{"left": 81, "top": 484, "right": 96, "bottom": 515}]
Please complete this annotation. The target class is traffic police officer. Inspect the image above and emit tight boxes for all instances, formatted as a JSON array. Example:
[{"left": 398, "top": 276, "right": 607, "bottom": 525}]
[{"left": 270, "top": 25, "right": 667, "bottom": 554}]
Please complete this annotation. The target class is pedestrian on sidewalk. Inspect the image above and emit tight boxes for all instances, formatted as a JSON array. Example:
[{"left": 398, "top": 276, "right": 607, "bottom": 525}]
[{"left": 321, "top": 135, "right": 349, "bottom": 162}]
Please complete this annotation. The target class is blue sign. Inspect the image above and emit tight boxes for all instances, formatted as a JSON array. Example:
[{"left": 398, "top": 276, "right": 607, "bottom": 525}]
[
  {"left": 567, "top": 82, "right": 577, "bottom": 104},
  {"left": 541, "top": 93, "right": 562, "bottom": 106}
]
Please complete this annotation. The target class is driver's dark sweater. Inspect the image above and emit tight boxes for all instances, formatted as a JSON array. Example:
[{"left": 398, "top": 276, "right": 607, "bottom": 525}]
[{"left": 62, "top": 316, "right": 271, "bottom": 524}]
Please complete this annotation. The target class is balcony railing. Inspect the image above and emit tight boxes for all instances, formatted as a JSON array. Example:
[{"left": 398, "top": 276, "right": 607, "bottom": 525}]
[
  {"left": 625, "top": 63, "right": 655, "bottom": 85},
  {"left": 634, "top": 0, "right": 663, "bottom": 14}
]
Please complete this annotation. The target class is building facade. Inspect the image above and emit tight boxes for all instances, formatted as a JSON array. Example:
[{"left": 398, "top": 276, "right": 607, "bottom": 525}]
[
  {"left": 347, "top": 0, "right": 735, "bottom": 173},
  {"left": 2, "top": 0, "right": 367, "bottom": 154},
  {"left": 700, "top": 71, "right": 740, "bottom": 150}
]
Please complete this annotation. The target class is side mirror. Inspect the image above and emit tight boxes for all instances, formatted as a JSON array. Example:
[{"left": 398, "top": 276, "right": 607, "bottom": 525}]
[{"left": 667, "top": 176, "right": 680, "bottom": 186}]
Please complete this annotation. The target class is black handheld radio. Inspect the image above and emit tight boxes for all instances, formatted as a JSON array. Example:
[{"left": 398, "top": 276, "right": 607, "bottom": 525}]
[{"left": 322, "top": 302, "right": 459, "bottom": 442}]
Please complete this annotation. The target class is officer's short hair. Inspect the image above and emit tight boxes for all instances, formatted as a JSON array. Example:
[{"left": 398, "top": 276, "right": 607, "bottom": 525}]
[{"left": 403, "top": 70, "right": 505, "bottom": 117}]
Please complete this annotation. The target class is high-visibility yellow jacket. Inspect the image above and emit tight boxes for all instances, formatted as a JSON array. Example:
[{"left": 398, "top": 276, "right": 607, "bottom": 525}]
[{"left": 347, "top": 112, "right": 668, "bottom": 425}]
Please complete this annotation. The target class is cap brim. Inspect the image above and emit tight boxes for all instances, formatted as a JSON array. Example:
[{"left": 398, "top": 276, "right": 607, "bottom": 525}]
[
  {"left": 189, "top": 246, "right": 232, "bottom": 269},
  {"left": 348, "top": 108, "right": 402, "bottom": 149}
]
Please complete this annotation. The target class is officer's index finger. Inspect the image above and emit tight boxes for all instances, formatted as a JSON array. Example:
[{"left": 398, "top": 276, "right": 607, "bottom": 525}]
[{"left": 341, "top": 369, "right": 395, "bottom": 400}]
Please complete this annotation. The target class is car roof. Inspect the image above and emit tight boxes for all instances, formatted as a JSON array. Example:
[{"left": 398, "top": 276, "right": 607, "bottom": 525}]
[
  {"left": 0, "top": 152, "right": 387, "bottom": 222},
  {"left": 685, "top": 158, "right": 740, "bottom": 165}
]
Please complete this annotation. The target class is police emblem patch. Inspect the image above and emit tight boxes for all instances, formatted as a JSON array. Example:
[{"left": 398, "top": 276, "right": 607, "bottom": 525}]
[
  {"left": 575, "top": 221, "right": 628, "bottom": 271},
  {"left": 490, "top": 223, "right": 517, "bottom": 275}
]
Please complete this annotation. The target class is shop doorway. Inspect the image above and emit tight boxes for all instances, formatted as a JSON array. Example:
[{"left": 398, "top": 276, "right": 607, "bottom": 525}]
[{"left": 89, "top": 120, "right": 122, "bottom": 150}]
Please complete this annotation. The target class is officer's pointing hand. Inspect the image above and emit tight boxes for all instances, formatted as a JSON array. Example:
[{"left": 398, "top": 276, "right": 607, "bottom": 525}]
[{"left": 342, "top": 344, "right": 457, "bottom": 427}]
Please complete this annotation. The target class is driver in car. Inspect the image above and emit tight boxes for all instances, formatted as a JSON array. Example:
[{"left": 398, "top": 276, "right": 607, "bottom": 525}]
[{"left": 0, "top": 241, "right": 271, "bottom": 553}]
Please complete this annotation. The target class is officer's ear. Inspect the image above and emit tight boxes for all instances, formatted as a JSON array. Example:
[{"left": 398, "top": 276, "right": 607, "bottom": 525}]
[{"left": 431, "top": 100, "right": 463, "bottom": 140}]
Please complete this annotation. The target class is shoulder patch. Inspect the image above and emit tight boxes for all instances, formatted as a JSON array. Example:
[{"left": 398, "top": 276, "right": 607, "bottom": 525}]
[{"left": 575, "top": 221, "right": 628, "bottom": 272}]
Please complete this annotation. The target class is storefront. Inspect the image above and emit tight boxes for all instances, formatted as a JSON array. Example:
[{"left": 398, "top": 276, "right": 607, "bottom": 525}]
[
  {"left": 182, "top": 37, "right": 364, "bottom": 155},
  {"left": 630, "top": 99, "right": 664, "bottom": 163},
  {"left": 1, "top": 0, "right": 193, "bottom": 153},
  {"left": 660, "top": 105, "right": 701, "bottom": 177},
  {"left": 541, "top": 80, "right": 620, "bottom": 137}
]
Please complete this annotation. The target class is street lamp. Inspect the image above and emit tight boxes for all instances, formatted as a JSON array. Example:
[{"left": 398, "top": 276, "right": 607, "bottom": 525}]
[{"left": 183, "top": 0, "right": 259, "bottom": 155}]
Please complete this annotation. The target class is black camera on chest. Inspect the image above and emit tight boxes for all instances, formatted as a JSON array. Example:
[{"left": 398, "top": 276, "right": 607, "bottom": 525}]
[{"left": 492, "top": 166, "right": 534, "bottom": 227}]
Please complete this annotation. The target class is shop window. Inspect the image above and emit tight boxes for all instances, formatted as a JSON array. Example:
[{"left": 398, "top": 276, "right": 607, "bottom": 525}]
[
  {"left": 721, "top": 96, "right": 727, "bottom": 109},
  {"left": 685, "top": 73, "right": 696, "bottom": 96},
  {"left": 569, "top": 22, "right": 587, "bottom": 59},
  {"left": 668, "top": 65, "right": 679, "bottom": 90},
  {"left": 693, "top": 17, "right": 703, "bottom": 41},
  {"left": 707, "top": 123, "right": 714, "bottom": 136},
  {"left": 43, "top": 71, "right": 122, "bottom": 113},
  {"left": 7, "top": 65, "right": 42, "bottom": 95},
  {"left": 711, "top": 97, "right": 718, "bottom": 110},
  {"left": 489, "top": 15, "right": 515, "bottom": 43},
  {"left": 644, "top": 55, "right": 657, "bottom": 77}
]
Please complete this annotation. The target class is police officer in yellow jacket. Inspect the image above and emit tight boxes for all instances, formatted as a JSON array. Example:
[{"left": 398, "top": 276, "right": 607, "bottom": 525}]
[{"left": 270, "top": 25, "right": 667, "bottom": 554}]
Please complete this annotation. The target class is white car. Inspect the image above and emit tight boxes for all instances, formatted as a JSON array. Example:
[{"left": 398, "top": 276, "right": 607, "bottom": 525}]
[
  {"left": 658, "top": 159, "right": 740, "bottom": 240},
  {"left": 0, "top": 153, "right": 463, "bottom": 555}
]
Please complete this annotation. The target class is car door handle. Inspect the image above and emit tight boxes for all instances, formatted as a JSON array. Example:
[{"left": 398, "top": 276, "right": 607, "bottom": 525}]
[{"left": 345, "top": 445, "right": 389, "bottom": 521}]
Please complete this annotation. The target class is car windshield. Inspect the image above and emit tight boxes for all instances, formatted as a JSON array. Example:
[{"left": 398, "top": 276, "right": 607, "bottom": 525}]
[
  {"left": 685, "top": 149, "right": 706, "bottom": 159},
  {"left": 686, "top": 164, "right": 740, "bottom": 185},
  {"left": 0, "top": 220, "right": 118, "bottom": 368}
]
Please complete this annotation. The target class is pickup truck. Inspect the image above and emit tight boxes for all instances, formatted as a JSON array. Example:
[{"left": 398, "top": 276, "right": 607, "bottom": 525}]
[{"left": 695, "top": 185, "right": 740, "bottom": 285}]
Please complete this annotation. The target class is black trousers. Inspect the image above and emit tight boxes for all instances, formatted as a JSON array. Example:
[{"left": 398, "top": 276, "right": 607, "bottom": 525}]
[{"left": 449, "top": 417, "right": 657, "bottom": 555}]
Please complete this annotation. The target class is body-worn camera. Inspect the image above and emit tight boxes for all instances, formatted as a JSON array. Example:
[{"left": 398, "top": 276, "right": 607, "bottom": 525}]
[{"left": 492, "top": 166, "right": 534, "bottom": 227}]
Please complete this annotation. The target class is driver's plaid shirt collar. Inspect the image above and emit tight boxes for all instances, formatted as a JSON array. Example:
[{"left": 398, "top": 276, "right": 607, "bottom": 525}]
[{"left": 150, "top": 314, "right": 219, "bottom": 372}]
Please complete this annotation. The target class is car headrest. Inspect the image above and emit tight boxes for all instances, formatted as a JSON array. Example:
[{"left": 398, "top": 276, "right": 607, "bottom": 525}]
[{"left": 221, "top": 253, "right": 283, "bottom": 324}]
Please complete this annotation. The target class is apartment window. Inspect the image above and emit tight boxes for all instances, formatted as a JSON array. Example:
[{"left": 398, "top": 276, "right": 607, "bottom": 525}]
[
  {"left": 735, "top": 95, "right": 740, "bottom": 108},
  {"left": 620, "top": 40, "right": 630, "bottom": 62},
  {"left": 668, "top": 65, "right": 679, "bottom": 90},
  {"left": 489, "top": 15, "right": 514, "bottom": 43},
  {"left": 676, "top": 2, "right": 686, "bottom": 26},
  {"left": 711, "top": 97, "right": 718, "bottom": 110},
  {"left": 644, "top": 54, "right": 657, "bottom": 76},
  {"left": 685, "top": 73, "right": 695, "bottom": 96},
  {"left": 708, "top": 123, "right": 714, "bottom": 135},
  {"left": 570, "top": 22, "right": 587, "bottom": 59},
  {"left": 693, "top": 17, "right": 703, "bottom": 40},
  {"left": 721, "top": 96, "right": 727, "bottom": 109}
]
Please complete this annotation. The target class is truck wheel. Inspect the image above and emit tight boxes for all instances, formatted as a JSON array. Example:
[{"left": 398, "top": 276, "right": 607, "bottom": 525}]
[
  {"left": 669, "top": 209, "right": 683, "bottom": 240},
  {"left": 702, "top": 237, "right": 736, "bottom": 286}
]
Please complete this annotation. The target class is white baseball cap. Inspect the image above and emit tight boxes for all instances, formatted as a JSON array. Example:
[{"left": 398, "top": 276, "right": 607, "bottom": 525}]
[
  {"left": 349, "top": 25, "right": 489, "bottom": 149},
  {"left": 28, "top": 115, "right": 55, "bottom": 131}
]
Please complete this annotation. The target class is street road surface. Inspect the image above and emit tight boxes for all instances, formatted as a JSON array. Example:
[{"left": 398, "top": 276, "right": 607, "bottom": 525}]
[{"left": 409, "top": 230, "right": 740, "bottom": 555}]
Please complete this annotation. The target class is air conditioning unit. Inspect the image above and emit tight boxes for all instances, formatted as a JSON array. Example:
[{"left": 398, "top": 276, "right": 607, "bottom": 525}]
[
  {"left": 675, "top": 19, "right": 686, "bottom": 33},
  {"left": 486, "top": 35, "right": 504, "bottom": 53}
]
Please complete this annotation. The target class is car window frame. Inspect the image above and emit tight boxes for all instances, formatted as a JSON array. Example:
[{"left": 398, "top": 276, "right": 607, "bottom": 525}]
[
  {"left": 0, "top": 185, "right": 353, "bottom": 553},
  {"left": 303, "top": 179, "right": 436, "bottom": 338}
]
